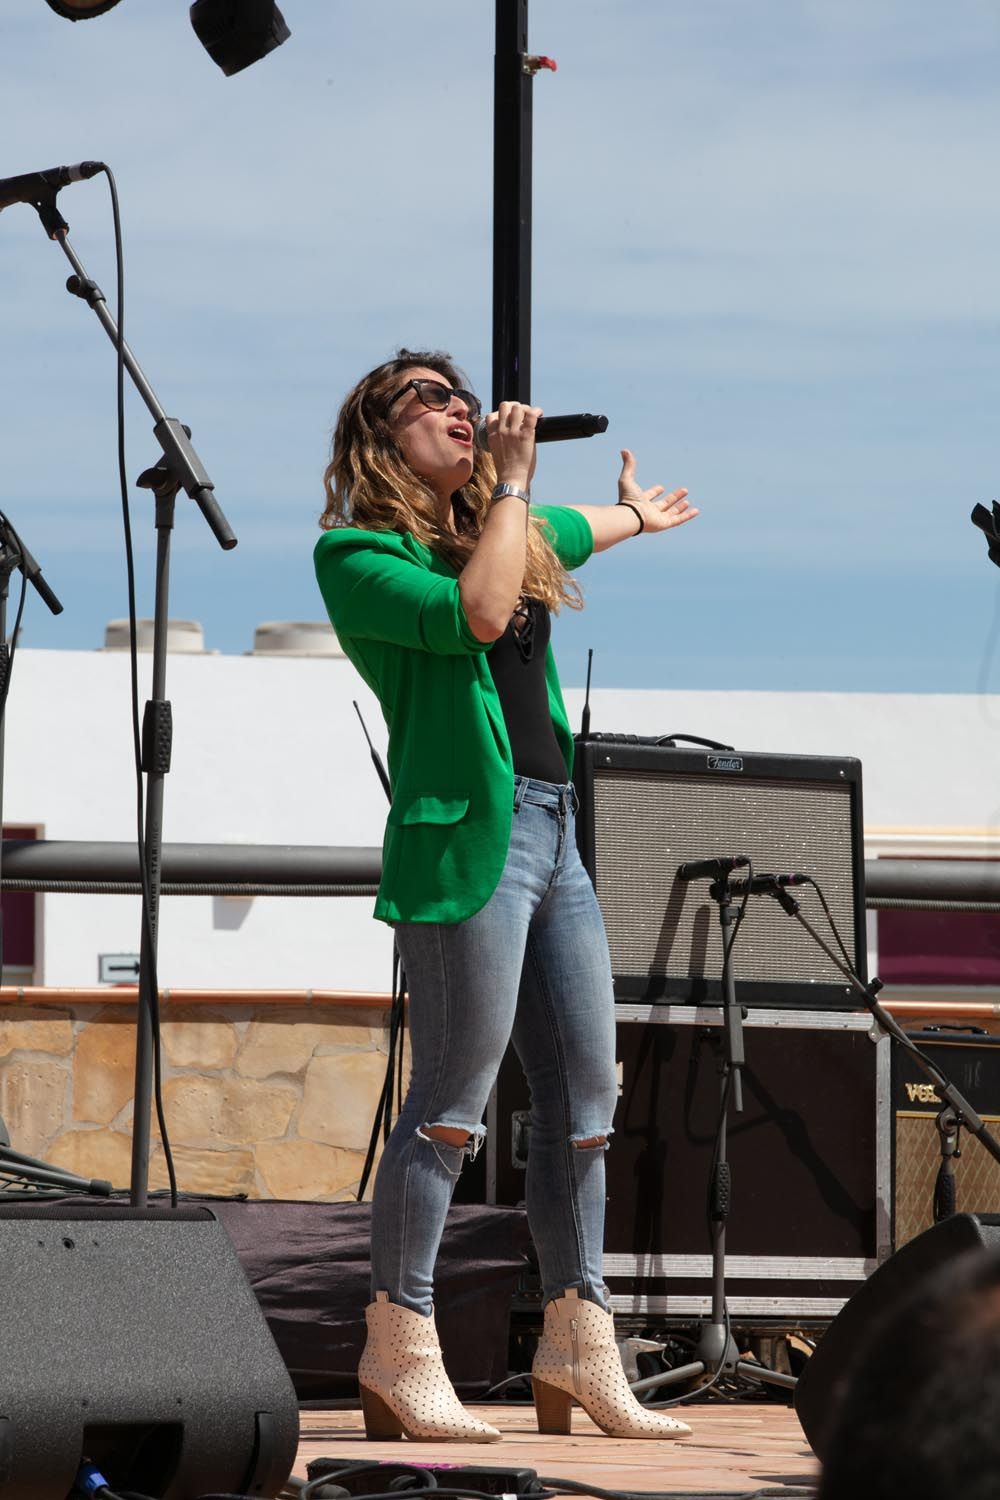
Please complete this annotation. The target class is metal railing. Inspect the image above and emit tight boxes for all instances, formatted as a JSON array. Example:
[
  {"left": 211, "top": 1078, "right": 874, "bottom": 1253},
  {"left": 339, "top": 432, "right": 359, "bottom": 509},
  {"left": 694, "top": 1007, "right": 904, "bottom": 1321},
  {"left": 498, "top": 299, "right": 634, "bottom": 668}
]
[{"left": 1, "top": 840, "right": 998, "bottom": 909}]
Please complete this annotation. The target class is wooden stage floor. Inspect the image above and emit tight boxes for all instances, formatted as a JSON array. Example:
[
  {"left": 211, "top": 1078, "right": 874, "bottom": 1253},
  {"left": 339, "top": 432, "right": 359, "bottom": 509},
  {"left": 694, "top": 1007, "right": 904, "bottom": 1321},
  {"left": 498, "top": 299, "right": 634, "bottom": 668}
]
[{"left": 296, "top": 1402, "right": 819, "bottom": 1497}]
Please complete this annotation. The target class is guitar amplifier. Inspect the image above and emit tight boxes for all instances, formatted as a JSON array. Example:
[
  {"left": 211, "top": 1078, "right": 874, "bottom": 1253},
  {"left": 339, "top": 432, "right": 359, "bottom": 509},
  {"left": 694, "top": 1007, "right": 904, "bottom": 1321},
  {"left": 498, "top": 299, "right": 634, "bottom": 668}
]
[
  {"left": 573, "top": 740, "right": 866, "bottom": 1010},
  {"left": 892, "top": 1029, "right": 1000, "bottom": 1250},
  {"left": 476, "top": 1005, "right": 892, "bottom": 1328}
]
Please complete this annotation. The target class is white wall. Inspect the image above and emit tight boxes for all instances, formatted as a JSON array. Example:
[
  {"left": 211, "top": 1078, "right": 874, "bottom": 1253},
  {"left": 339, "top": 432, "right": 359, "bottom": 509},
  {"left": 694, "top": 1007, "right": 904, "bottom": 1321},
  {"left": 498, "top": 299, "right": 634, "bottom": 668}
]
[
  {"left": 6, "top": 649, "right": 393, "bottom": 989},
  {"left": 6, "top": 647, "right": 999, "bottom": 990}
]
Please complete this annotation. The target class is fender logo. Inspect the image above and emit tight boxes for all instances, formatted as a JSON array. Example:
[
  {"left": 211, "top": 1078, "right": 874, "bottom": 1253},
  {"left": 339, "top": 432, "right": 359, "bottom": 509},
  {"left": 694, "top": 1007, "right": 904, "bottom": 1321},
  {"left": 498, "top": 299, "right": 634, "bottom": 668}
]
[{"left": 708, "top": 755, "right": 744, "bottom": 773}]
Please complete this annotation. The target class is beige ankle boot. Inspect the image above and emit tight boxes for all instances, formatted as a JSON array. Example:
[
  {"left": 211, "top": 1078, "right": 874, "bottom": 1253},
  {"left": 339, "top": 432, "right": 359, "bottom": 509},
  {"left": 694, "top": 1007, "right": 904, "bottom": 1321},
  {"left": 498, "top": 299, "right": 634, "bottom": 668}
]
[
  {"left": 358, "top": 1291, "right": 501, "bottom": 1443},
  {"left": 531, "top": 1288, "right": 691, "bottom": 1438}
]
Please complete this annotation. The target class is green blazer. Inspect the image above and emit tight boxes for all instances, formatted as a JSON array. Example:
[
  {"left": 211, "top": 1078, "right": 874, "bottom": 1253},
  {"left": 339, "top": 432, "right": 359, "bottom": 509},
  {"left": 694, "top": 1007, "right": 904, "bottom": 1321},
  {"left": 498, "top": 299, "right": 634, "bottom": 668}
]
[{"left": 314, "top": 505, "right": 594, "bottom": 925}]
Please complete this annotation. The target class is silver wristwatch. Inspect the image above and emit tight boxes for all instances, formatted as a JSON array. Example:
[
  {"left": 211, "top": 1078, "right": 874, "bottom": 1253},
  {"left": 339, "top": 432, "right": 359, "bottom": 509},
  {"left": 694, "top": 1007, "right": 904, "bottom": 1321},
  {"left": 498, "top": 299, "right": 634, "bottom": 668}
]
[{"left": 491, "top": 482, "right": 531, "bottom": 504}]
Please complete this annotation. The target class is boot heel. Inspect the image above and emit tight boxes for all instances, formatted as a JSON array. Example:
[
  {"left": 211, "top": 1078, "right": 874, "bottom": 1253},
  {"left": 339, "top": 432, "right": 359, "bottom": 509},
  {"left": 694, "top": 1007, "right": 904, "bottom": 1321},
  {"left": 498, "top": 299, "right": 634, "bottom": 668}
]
[
  {"left": 360, "top": 1383, "right": 404, "bottom": 1439},
  {"left": 532, "top": 1376, "right": 573, "bottom": 1435}
]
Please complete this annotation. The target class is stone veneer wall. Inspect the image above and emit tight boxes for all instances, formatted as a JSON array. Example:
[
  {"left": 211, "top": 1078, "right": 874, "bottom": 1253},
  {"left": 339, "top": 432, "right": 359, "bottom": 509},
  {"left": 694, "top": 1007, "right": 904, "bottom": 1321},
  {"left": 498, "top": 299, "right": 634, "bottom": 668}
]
[
  {"left": 2, "top": 998, "right": 992, "bottom": 1201},
  {"left": 0, "top": 1003, "right": 407, "bottom": 1200}
]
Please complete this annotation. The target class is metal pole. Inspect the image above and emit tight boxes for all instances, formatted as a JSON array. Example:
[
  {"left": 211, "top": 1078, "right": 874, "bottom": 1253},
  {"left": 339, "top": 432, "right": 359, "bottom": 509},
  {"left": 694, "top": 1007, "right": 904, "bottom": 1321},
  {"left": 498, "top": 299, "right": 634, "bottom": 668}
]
[{"left": 493, "top": 0, "right": 533, "bottom": 406}]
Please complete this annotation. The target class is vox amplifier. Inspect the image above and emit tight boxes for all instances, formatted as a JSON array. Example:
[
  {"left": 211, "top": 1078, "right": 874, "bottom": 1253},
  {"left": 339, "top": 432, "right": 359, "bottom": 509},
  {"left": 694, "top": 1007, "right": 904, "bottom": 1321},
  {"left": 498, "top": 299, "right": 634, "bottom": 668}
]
[{"left": 892, "top": 1028, "right": 1000, "bottom": 1249}]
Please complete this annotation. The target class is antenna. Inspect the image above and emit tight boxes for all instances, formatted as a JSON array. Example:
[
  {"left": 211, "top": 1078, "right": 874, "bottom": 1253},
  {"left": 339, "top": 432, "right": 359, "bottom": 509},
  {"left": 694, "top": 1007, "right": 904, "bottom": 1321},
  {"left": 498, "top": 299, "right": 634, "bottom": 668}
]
[
  {"left": 581, "top": 648, "right": 594, "bottom": 738},
  {"left": 353, "top": 700, "right": 392, "bottom": 803}
]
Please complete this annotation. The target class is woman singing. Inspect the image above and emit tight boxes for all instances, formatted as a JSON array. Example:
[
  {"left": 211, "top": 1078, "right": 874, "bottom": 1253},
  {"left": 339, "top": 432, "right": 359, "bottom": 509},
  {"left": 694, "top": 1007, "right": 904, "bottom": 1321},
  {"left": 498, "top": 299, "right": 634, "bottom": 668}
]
[{"left": 315, "top": 350, "right": 698, "bottom": 1444}]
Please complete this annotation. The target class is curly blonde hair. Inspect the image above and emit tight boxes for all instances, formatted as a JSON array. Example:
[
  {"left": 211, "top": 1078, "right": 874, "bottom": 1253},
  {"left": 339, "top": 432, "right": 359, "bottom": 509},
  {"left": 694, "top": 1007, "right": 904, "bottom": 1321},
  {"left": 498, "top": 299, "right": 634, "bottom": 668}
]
[{"left": 321, "top": 349, "right": 582, "bottom": 614}]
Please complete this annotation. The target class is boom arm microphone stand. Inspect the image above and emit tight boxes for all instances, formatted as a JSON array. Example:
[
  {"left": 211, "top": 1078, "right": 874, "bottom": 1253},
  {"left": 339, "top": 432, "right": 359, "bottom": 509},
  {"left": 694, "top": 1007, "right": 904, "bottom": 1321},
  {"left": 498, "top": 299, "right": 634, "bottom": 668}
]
[
  {"left": 763, "top": 881, "right": 1000, "bottom": 1170},
  {"left": 29, "top": 180, "right": 237, "bottom": 1209}
]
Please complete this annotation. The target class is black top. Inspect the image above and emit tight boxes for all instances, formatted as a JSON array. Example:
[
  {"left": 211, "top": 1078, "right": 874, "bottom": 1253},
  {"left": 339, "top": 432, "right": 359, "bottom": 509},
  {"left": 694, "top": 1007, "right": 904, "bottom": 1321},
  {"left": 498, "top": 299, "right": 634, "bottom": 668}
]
[{"left": 486, "top": 598, "right": 568, "bottom": 784}]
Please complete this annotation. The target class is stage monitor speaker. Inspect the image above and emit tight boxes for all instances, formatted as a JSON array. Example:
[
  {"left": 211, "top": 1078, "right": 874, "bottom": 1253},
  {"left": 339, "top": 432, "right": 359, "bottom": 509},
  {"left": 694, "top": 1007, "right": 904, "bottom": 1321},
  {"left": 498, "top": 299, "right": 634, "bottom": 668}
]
[
  {"left": 0, "top": 1201, "right": 300, "bottom": 1500},
  {"left": 793, "top": 1211, "right": 1000, "bottom": 1461},
  {"left": 573, "top": 739, "right": 866, "bottom": 1009},
  {"left": 893, "top": 1029, "right": 1000, "bottom": 1250}
]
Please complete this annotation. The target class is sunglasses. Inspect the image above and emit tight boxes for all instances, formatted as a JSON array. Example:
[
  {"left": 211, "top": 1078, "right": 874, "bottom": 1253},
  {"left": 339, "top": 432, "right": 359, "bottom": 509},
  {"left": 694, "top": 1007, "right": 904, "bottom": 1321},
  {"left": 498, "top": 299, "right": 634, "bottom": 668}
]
[{"left": 386, "top": 378, "right": 482, "bottom": 421}]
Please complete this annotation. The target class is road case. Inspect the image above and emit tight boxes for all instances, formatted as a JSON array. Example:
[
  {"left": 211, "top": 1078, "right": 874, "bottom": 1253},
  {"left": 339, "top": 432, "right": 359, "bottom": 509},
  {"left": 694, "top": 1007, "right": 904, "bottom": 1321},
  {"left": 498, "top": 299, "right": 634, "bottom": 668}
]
[{"left": 479, "top": 1004, "right": 891, "bottom": 1329}]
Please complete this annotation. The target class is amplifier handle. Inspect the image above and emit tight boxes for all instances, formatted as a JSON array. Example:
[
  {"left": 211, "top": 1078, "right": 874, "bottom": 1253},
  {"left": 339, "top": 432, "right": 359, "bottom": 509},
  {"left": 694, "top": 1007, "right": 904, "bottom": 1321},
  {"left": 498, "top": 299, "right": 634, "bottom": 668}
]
[
  {"left": 664, "top": 733, "right": 736, "bottom": 751},
  {"left": 578, "top": 732, "right": 735, "bottom": 751}
]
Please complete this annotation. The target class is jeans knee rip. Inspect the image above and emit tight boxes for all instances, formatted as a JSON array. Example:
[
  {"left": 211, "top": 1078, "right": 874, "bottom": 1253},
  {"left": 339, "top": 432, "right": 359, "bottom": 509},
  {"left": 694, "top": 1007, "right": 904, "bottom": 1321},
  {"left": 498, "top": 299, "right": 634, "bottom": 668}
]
[
  {"left": 415, "top": 1123, "right": 486, "bottom": 1174},
  {"left": 569, "top": 1129, "right": 613, "bottom": 1151}
]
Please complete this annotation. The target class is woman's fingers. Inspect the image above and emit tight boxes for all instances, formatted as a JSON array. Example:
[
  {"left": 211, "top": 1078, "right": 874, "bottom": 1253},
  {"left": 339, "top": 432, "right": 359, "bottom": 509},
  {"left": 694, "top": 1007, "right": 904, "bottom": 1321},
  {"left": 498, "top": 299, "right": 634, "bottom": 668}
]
[
  {"left": 658, "top": 489, "right": 699, "bottom": 528},
  {"left": 496, "top": 401, "right": 542, "bottom": 429},
  {"left": 489, "top": 402, "right": 542, "bottom": 487}
]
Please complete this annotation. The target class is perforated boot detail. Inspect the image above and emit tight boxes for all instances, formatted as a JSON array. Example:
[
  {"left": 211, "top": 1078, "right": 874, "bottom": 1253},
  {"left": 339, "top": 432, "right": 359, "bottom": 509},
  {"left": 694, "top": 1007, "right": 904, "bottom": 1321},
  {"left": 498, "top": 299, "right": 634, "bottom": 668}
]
[
  {"left": 531, "top": 1288, "right": 691, "bottom": 1438},
  {"left": 358, "top": 1291, "right": 502, "bottom": 1443}
]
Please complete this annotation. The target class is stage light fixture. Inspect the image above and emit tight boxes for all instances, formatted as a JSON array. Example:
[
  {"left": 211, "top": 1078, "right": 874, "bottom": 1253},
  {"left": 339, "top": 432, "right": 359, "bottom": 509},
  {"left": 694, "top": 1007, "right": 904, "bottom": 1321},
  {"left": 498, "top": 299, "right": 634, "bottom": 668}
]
[
  {"left": 190, "top": 0, "right": 290, "bottom": 76},
  {"left": 43, "top": 0, "right": 124, "bottom": 17}
]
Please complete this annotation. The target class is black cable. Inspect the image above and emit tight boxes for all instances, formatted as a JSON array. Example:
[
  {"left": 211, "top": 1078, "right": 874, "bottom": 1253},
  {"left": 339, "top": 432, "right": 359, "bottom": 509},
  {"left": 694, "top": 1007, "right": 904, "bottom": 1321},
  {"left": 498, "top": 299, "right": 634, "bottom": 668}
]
[
  {"left": 713, "top": 858, "right": 752, "bottom": 1039},
  {"left": 633, "top": 863, "right": 758, "bottom": 1413},
  {"left": 799, "top": 876, "right": 854, "bottom": 974},
  {"left": 395, "top": 957, "right": 406, "bottom": 1135},
  {"left": 301, "top": 1462, "right": 438, "bottom": 1498},
  {"left": 99, "top": 164, "right": 177, "bottom": 1206},
  {"left": 304, "top": 1490, "right": 507, "bottom": 1500},
  {"left": 539, "top": 1482, "right": 711, "bottom": 1500},
  {"left": 653, "top": 860, "right": 752, "bottom": 1410},
  {"left": 0, "top": 513, "right": 30, "bottom": 995},
  {"left": 357, "top": 948, "right": 405, "bottom": 1202},
  {"left": 112, "top": 1489, "right": 311, "bottom": 1500},
  {"left": 482, "top": 1369, "right": 534, "bottom": 1397},
  {"left": 542, "top": 1488, "right": 811, "bottom": 1500},
  {"left": 774, "top": 882, "right": 963, "bottom": 1101},
  {"left": 353, "top": 698, "right": 398, "bottom": 1203},
  {"left": 0, "top": 513, "right": 29, "bottom": 722}
]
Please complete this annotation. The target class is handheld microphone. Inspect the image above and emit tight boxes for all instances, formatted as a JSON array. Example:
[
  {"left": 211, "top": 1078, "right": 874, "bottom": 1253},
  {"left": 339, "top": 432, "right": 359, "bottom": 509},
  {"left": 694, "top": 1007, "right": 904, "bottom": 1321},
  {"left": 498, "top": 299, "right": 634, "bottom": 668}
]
[
  {"left": 474, "top": 412, "right": 608, "bottom": 450},
  {"left": 0, "top": 161, "right": 103, "bottom": 213},
  {"left": 726, "top": 873, "right": 808, "bottom": 897},
  {"left": 676, "top": 856, "right": 750, "bottom": 883}
]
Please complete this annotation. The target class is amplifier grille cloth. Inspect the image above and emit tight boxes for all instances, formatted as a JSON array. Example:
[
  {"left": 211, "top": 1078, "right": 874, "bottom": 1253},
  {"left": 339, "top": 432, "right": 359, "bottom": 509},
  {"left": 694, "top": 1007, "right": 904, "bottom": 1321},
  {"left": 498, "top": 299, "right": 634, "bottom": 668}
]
[
  {"left": 592, "top": 770, "right": 858, "bottom": 988},
  {"left": 894, "top": 1113, "right": 1000, "bottom": 1250}
]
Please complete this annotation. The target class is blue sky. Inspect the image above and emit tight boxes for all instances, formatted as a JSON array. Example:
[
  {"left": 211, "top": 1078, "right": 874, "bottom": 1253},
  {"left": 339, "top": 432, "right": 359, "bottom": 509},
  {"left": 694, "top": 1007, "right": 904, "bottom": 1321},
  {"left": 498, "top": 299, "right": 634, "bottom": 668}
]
[{"left": 2, "top": 0, "right": 998, "bottom": 692}]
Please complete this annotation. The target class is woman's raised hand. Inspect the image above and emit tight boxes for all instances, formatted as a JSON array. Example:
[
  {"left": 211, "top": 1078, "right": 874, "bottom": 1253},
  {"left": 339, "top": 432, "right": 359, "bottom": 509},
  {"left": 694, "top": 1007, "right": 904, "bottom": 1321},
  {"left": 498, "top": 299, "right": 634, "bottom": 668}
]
[
  {"left": 484, "top": 401, "right": 543, "bottom": 491},
  {"left": 617, "top": 449, "right": 698, "bottom": 533}
]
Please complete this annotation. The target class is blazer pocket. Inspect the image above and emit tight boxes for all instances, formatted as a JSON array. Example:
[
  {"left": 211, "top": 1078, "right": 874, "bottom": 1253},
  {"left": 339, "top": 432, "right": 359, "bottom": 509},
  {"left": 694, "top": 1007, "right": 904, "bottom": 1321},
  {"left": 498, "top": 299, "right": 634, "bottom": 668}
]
[{"left": 387, "top": 794, "right": 470, "bottom": 827}]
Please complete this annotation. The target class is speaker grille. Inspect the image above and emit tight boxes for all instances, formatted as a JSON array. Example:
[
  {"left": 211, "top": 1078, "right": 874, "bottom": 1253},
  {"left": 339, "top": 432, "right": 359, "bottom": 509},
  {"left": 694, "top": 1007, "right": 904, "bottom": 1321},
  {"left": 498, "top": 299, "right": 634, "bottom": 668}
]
[
  {"left": 588, "top": 763, "right": 863, "bottom": 1006},
  {"left": 894, "top": 1113, "right": 1000, "bottom": 1248}
]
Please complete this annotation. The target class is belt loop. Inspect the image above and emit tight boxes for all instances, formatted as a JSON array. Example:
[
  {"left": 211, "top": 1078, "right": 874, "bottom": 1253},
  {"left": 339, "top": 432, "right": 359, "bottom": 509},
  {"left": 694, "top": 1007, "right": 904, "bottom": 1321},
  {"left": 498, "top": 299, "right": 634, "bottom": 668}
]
[
  {"left": 569, "top": 782, "right": 579, "bottom": 814},
  {"left": 513, "top": 776, "right": 528, "bottom": 812}
]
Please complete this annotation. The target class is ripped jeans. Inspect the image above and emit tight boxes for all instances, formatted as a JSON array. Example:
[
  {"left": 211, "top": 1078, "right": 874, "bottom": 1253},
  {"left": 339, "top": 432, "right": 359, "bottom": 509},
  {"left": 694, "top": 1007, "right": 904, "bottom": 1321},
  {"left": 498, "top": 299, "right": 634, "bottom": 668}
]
[{"left": 369, "top": 776, "right": 619, "bottom": 1318}]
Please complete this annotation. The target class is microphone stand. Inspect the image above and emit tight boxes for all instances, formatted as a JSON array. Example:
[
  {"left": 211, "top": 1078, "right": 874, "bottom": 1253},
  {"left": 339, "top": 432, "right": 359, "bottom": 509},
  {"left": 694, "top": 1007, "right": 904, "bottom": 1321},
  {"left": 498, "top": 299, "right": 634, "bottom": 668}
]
[
  {"left": 0, "top": 516, "right": 104, "bottom": 1198},
  {"left": 764, "top": 883, "right": 1000, "bottom": 1169},
  {"left": 0, "top": 511, "right": 64, "bottom": 984},
  {"left": 643, "top": 870, "right": 797, "bottom": 1398},
  {"left": 642, "top": 878, "right": 1000, "bottom": 1404},
  {"left": 29, "top": 190, "right": 237, "bottom": 1208}
]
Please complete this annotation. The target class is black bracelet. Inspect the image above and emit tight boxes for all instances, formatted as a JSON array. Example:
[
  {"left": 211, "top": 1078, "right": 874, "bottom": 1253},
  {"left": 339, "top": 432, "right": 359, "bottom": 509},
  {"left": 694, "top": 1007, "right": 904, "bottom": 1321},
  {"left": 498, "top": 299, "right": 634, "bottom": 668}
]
[{"left": 618, "top": 501, "right": 644, "bottom": 535}]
